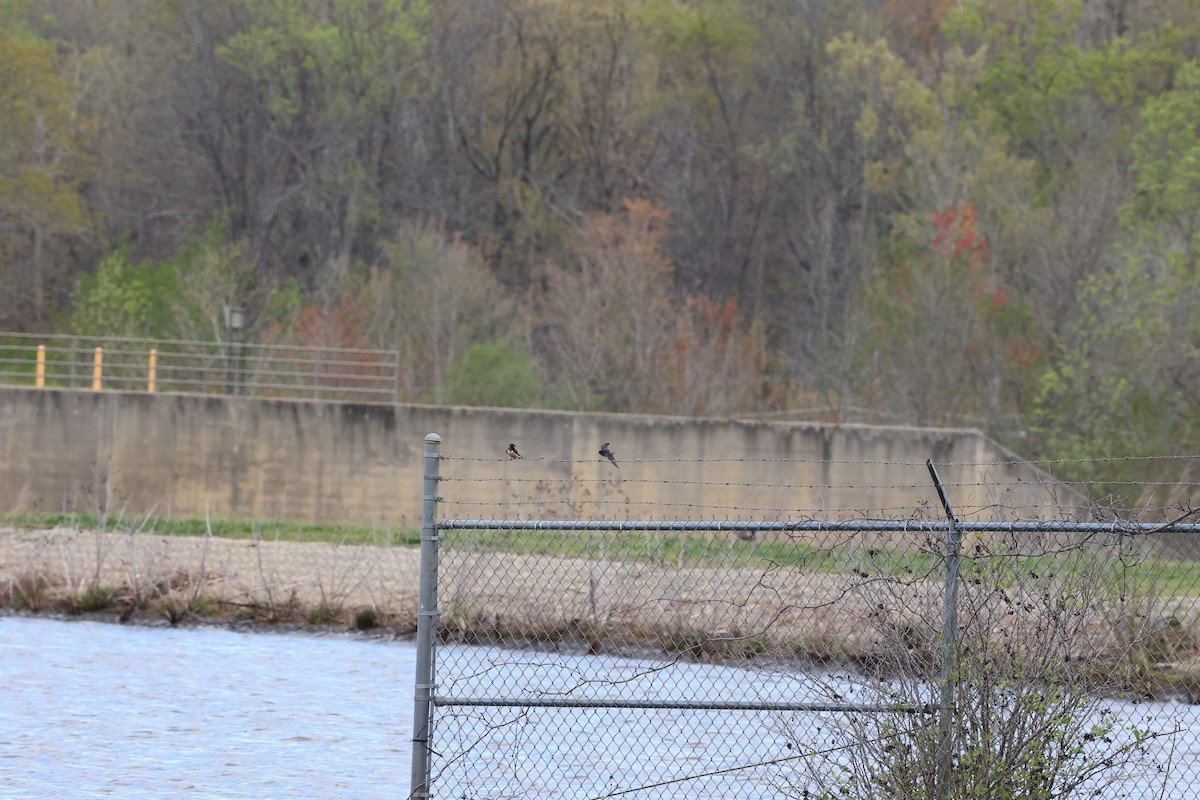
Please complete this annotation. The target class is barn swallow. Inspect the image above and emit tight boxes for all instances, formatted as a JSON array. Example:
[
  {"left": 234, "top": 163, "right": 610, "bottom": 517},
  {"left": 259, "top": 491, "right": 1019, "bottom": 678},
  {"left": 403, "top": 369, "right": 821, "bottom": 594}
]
[
  {"left": 507, "top": 443, "right": 523, "bottom": 460},
  {"left": 599, "top": 442, "right": 619, "bottom": 469}
]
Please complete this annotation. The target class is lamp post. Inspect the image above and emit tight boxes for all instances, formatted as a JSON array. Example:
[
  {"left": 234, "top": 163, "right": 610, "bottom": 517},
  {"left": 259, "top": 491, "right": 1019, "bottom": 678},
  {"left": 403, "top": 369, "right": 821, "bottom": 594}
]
[{"left": 224, "top": 305, "right": 246, "bottom": 395}]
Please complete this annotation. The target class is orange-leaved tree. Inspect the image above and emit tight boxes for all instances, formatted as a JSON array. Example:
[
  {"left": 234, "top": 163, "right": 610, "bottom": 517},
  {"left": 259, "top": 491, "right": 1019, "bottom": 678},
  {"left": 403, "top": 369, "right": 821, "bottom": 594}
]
[
  {"left": 258, "top": 289, "right": 394, "bottom": 401},
  {"left": 851, "top": 201, "right": 1039, "bottom": 428},
  {"left": 535, "top": 198, "right": 766, "bottom": 415}
]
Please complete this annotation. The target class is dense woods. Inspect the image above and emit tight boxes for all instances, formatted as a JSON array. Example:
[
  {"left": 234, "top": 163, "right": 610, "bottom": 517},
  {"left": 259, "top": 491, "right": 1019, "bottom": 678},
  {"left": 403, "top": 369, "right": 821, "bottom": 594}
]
[{"left": 3, "top": 0, "right": 1200, "bottom": 499}]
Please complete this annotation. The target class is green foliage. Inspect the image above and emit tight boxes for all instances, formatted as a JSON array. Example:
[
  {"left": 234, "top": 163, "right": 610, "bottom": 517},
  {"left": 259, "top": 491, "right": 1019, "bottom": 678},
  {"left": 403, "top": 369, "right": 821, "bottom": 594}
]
[
  {"left": 367, "top": 222, "right": 524, "bottom": 400},
  {"left": 2, "top": 510, "right": 419, "bottom": 547},
  {"left": 1124, "top": 59, "right": 1200, "bottom": 264},
  {"left": 69, "top": 241, "right": 180, "bottom": 338},
  {"left": 641, "top": 0, "right": 758, "bottom": 97},
  {"left": 9, "top": 0, "right": 1200, "bottom": 458},
  {"left": 944, "top": 0, "right": 1181, "bottom": 188},
  {"left": 258, "top": 277, "right": 306, "bottom": 333},
  {"left": 943, "top": 0, "right": 1086, "bottom": 158},
  {"left": 442, "top": 339, "right": 541, "bottom": 409},
  {"left": 0, "top": 18, "right": 95, "bottom": 320},
  {"left": 1027, "top": 59, "right": 1200, "bottom": 501},
  {"left": 69, "top": 584, "right": 117, "bottom": 614},
  {"left": 165, "top": 217, "right": 261, "bottom": 341},
  {"left": 354, "top": 607, "right": 380, "bottom": 630},
  {"left": 1029, "top": 259, "right": 1200, "bottom": 501},
  {"left": 213, "top": 0, "right": 430, "bottom": 275},
  {"left": 68, "top": 219, "right": 261, "bottom": 342},
  {"left": 218, "top": 0, "right": 427, "bottom": 120}
]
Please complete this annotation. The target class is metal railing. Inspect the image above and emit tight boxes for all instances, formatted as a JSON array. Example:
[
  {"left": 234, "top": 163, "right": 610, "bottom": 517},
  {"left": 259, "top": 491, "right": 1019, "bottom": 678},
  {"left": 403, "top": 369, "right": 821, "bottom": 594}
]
[{"left": 0, "top": 332, "right": 400, "bottom": 404}]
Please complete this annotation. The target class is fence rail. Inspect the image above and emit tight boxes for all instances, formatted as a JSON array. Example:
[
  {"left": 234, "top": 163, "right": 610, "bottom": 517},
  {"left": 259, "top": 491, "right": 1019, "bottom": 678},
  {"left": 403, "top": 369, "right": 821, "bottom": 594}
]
[
  {"left": 0, "top": 332, "right": 399, "bottom": 403},
  {"left": 411, "top": 433, "right": 1200, "bottom": 800}
]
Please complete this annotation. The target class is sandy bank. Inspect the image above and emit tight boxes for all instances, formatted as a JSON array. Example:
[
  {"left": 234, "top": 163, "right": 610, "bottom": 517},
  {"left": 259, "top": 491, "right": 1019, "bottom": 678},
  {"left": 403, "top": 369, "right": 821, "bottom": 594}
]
[{"left": 0, "top": 526, "right": 878, "bottom": 655}]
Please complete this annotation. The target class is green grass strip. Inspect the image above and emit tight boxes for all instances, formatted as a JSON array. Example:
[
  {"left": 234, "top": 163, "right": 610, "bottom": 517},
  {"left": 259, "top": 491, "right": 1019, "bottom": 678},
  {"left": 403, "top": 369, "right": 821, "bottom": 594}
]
[{"left": 2, "top": 512, "right": 421, "bottom": 547}]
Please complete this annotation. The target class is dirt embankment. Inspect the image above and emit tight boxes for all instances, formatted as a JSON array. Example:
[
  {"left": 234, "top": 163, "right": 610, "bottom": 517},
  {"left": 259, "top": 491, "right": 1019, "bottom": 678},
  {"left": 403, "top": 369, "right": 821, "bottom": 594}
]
[
  {"left": 6, "top": 526, "right": 1200, "bottom": 703},
  {"left": 0, "top": 527, "right": 423, "bottom": 629},
  {"left": 0, "top": 526, "right": 882, "bottom": 655}
]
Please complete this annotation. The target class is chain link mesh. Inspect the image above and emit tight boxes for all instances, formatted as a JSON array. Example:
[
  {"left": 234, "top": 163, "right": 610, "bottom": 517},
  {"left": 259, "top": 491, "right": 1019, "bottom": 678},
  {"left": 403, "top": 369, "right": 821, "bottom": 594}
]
[{"left": 419, "top": 455, "right": 1200, "bottom": 799}]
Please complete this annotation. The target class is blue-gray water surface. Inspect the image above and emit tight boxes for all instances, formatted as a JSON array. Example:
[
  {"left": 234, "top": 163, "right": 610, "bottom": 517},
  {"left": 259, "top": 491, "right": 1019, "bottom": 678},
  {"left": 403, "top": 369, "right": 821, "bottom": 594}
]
[
  {"left": 4, "top": 616, "right": 1199, "bottom": 799},
  {"left": 0, "top": 616, "right": 414, "bottom": 799}
]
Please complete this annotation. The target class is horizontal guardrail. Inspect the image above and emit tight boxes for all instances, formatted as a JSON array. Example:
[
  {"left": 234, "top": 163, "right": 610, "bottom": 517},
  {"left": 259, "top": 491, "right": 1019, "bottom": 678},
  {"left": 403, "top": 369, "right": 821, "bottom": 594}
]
[
  {"left": 438, "top": 518, "right": 1200, "bottom": 534},
  {"left": 0, "top": 332, "right": 400, "bottom": 404}
]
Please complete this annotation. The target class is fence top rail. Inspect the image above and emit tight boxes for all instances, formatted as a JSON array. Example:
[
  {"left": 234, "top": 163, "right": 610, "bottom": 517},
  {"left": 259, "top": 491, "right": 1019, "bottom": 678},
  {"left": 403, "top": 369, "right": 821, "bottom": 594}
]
[
  {"left": 0, "top": 331, "right": 399, "bottom": 358},
  {"left": 438, "top": 518, "right": 1200, "bottom": 535},
  {"left": 432, "top": 697, "right": 928, "bottom": 713}
]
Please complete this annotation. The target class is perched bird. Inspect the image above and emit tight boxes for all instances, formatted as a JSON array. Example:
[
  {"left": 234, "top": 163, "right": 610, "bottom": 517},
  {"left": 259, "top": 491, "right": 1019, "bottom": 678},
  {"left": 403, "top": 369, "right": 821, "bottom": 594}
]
[
  {"left": 599, "top": 442, "right": 619, "bottom": 469},
  {"left": 507, "top": 443, "right": 523, "bottom": 460}
]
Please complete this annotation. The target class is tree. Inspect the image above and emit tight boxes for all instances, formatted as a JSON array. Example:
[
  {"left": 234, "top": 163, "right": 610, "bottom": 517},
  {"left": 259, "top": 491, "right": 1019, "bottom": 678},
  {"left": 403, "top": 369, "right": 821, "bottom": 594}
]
[
  {"left": 819, "top": 31, "right": 1043, "bottom": 428},
  {"left": 126, "top": 0, "right": 429, "bottom": 291},
  {"left": 68, "top": 241, "right": 179, "bottom": 339},
  {"left": 217, "top": 0, "right": 428, "bottom": 285},
  {"left": 685, "top": 5, "right": 888, "bottom": 397},
  {"left": 1123, "top": 59, "right": 1200, "bottom": 273},
  {"left": 941, "top": 0, "right": 1183, "bottom": 345},
  {"left": 359, "top": 221, "right": 523, "bottom": 401},
  {"left": 436, "top": 0, "right": 590, "bottom": 286},
  {"left": 0, "top": 20, "right": 95, "bottom": 324},
  {"left": 849, "top": 202, "right": 1039, "bottom": 428},
  {"left": 163, "top": 218, "right": 262, "bottom": 343},
  {"left": 882, "top": 0, "right": 957, "bottom": 75},
  {"left": 637, "top": 0, "right": 770, "bottom": 303},
  {"left": 785, "top": 528, "right": 1176, "bottom": 799},
  {"left": 68, "top": 215, "right": 262, "bottom": 344},
  {"left": 535, "top": 199, "right": 766, "bottom": 415},
  {"left": 1028, "top": 60, "right": 1200, "bottom": 503},
  {"left": 443, "top": 340, "right": 542, "bottom": 408}
]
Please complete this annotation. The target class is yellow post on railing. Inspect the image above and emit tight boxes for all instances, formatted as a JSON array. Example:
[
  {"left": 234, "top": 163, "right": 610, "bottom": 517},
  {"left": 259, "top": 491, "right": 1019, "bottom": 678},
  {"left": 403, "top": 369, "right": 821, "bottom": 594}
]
[
  {"left": 92, "top": 347, "right": 103, "bottom": 391},
  {"left": 148, "top": 348, "right": 157, "bottom": 393},
  {"left": 36, "top": 345, "right": 45, "bottom": 388}
]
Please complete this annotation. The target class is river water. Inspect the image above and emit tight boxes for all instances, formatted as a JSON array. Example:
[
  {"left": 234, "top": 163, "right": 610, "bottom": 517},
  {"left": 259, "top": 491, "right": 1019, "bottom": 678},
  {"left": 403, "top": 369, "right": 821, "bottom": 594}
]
[
  {"left": 0, "top": 616, "right": 414, "bottom": 799},
  {"left": 2, "top": 616, "right": 1199, "bottom": 799}
]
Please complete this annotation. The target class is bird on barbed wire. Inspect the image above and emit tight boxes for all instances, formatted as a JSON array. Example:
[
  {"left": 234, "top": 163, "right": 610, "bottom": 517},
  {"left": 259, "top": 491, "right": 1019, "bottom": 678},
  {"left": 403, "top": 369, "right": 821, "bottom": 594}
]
[
  {"left": 507, "top": 443, "right": 523, "bottom": 460},
  {"left": 599, "top": 442, "right": 619, "bottom": 469}
]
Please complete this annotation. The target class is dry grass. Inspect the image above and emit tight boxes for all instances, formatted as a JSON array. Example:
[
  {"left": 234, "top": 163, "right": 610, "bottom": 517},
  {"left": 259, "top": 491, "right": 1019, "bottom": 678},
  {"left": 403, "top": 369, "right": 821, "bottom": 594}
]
[
  {"left": 0, "top": 526, "right": 421, "bottom": 630},
  {"left": 0, "top": 524, "right": 900, "bottom": 662},
  {"left": 436, "top": 545, "right": 895, "bottom": 658},
  {"left": 5, "top": 524, "right": 1200, "bottom": 700}
]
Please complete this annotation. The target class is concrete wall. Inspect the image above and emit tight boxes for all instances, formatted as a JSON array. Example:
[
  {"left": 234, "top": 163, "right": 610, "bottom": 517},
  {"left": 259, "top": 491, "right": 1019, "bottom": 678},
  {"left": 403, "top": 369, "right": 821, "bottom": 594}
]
[{"left": 0, "top": 388, "right": 1080, "bottom": 527}]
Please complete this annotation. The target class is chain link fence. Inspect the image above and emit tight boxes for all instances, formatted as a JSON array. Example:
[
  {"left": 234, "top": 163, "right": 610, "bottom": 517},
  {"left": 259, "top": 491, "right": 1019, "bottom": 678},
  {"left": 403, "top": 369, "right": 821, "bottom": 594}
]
[{"left": 410, "top": 434, "right": 1200, "bottom": 799}]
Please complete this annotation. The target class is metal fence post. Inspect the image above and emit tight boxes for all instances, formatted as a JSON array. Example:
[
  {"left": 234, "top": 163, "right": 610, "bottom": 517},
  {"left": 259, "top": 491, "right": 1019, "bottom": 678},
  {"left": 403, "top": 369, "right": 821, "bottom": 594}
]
[
  {"left": 92, "top": 346, "right": 103, "bottom": 390},
  {"left": 410, "top": 433, "right": 443, "bottom": 800},
  {"left": 927, "top": 459, "right": 961, "bottom": 800},
  {"left": 393, "top": 350, "right": 401, "bottom": 404}
]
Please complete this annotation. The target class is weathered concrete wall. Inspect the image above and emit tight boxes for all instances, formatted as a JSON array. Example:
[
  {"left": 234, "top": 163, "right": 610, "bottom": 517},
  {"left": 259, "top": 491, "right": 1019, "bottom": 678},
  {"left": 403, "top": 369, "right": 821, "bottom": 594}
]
[{"left": 0, "top": 388, "right": 1079, "bottom": 526}]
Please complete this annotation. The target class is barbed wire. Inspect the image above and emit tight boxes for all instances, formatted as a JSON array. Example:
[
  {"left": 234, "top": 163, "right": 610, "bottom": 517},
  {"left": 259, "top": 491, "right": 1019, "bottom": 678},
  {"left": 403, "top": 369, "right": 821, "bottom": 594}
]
[
  {"left": 423, "top": 432, "right": 1200, "bottom": 800},
  {"left": 426, "top": 460, "right": 1198, "bottom": 799},
  {"left": 434, "top": 499, "right": 1094, "bottom": 519},
  {"left": 442, "top": 452, "right": 1200, "bottom": 468},
  {"left": 440, "top": 475, "right": 1190, "bottom": 491},
  {"left": 445, "top": 477, "right": 958, "bottom": 490}
]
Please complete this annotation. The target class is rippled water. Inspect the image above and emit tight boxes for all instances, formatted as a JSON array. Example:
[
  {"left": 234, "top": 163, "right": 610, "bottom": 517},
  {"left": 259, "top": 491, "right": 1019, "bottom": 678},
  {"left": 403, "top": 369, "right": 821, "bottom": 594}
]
[
  {"left": 0, "top": 616, "right": 415, "bottom": 799},
  {"left": 4, "top": 616, "right": 1199, "bottom": 799}
]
